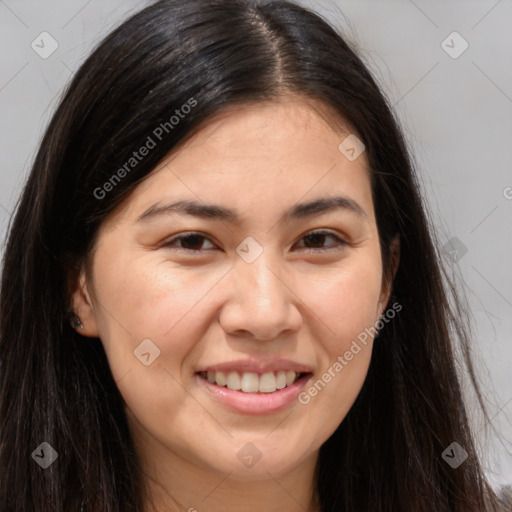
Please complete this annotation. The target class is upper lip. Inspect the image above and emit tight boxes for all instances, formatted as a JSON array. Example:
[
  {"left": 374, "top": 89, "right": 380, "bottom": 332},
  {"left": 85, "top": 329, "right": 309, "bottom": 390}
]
[{"left": 196, "top": 358, "right": 313, "bottom": 375}]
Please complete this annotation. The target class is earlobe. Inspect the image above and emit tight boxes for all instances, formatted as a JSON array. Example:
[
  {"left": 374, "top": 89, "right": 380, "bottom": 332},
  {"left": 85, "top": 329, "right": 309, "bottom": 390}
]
[
  {"left": 378, "top": 235, "right": 401, "bottom": 315},
  {"left": 390, "top": 235, "right": 400, "bottom": 280},
  {"left": 69, "top": 266, "right": 99, "bottom": 338}
]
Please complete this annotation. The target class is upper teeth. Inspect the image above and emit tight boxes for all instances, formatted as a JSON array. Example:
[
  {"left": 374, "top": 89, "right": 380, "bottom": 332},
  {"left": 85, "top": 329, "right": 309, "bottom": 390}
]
[{"left": 203, "top": 370, "right": 299, "bottom": 393}]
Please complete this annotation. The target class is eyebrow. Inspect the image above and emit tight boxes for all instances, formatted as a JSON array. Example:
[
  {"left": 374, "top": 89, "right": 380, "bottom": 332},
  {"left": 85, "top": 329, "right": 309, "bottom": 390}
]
[{"left": 135, "top": 195, "right": 367, "bottom": 224}]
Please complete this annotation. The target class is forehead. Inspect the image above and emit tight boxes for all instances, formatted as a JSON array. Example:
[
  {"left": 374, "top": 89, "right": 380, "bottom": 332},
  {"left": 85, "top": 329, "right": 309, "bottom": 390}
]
[
  {"left": 179, "top": 96, "right": 355, "bottom": 154},
  {"left": 102, "top": 96, "right": 372, "bottom": 228}
]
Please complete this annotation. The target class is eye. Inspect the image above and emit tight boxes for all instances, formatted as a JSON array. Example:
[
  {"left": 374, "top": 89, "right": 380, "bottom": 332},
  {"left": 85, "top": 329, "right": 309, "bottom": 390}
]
[
  {"left": 162, "top": 230, "right": 346, "bottom": 254},
  {"left": 162, "top": 232, "right": 216, "bottom": 253},
  {"left": 293, "top": 230, "right": 347, "bottom": 252}
]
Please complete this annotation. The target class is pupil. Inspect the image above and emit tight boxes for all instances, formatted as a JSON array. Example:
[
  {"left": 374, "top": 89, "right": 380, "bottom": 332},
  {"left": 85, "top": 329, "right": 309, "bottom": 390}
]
[
  {"left": 183, "top": 234, "right": 203, "bottom": 250},
  {"left": 305, "top": 233, "right": 325, "bottom": 247}
]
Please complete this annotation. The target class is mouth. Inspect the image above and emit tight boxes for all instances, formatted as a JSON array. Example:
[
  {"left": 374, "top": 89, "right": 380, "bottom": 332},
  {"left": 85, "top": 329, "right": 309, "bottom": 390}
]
[
  {"left": 195, "top": 370, "right": 313, "bottom": 414},
  {"left": 196, "top": 370, "right": 311, "bottom": 394}
]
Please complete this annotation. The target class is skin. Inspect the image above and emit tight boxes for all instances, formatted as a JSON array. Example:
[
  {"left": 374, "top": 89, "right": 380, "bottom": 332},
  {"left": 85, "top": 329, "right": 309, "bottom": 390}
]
[{"left": 71, "top": 96, "right": 399, "bottom": 512}]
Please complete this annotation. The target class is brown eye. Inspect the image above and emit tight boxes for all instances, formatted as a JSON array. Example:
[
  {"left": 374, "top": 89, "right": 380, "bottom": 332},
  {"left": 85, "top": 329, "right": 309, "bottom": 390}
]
[
  {"left": 163, "top": 233, "right": 216, "bottom": 253},
  {"left": 162, "top": 230, "right": 347, "bottom": 254},
  {"left": 295, "top": 230, "right": 347, "bottom": 252}
]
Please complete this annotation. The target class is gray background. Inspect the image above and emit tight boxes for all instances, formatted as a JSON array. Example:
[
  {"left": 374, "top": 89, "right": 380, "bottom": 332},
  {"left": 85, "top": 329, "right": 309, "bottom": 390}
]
[{"left": 1, "top": 0, "right": 511, "bottom": 488}]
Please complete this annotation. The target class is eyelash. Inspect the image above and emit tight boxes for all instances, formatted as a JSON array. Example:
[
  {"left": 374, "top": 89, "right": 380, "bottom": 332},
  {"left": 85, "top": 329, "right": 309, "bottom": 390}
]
[{"left": 162, "top": 230, "right": 347, "bottom": 254}]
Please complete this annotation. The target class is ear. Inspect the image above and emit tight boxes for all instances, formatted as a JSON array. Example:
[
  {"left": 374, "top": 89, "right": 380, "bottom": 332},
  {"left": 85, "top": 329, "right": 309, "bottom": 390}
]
[
  {"left": 68, "top": 262, "right": 100, "bottom": 338},
  {"left": 377, "top": 235, "right": 400, "bottom": 316}
]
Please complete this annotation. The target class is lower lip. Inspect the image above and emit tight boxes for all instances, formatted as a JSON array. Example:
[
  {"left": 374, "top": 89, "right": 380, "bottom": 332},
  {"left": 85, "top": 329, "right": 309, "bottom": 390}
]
[{"left": 195, "top": 373, "right": 313, "bottom": 415}]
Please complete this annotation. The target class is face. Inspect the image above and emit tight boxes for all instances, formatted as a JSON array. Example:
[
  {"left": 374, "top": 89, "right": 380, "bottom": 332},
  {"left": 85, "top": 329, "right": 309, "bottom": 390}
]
[{"left": 72, "top": 97, "right": 397, "bottom": 484}]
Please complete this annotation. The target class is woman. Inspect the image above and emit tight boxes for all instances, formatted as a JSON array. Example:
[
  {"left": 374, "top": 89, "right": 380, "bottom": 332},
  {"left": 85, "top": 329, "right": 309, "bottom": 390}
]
[{"left": 0, "top": 0, "right": 509, "bottom": 511}]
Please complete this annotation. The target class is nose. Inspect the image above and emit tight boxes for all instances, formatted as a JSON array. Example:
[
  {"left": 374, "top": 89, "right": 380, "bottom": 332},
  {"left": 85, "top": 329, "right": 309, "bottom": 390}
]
[{"left": 218, "top": 254, "right": 303, "bottom": 341}]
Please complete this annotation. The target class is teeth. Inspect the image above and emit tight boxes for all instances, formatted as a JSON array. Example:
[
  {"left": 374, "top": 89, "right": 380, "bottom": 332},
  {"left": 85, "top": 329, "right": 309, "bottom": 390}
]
[
  {"left": 259, "top": 372, "right": 276, "bottom": 393},
  {"left": 276, "top": 371, "right": 287, "bottom": 389},
  {"left": 216, "top": 371, "right": 226, "bottom": 387},
  {"left": 226, "top": 371, "right": 241, "bottom": 391},
  {"left": 241, "top": 372, "right": 259, "bottom": 393},
  {"left": 203, "top": 370, "right": 303, "bottom": 393}
]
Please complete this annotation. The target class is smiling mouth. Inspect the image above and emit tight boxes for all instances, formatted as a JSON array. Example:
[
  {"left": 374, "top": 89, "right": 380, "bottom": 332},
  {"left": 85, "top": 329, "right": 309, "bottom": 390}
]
[{"left": 196, "top": 370, "right": 311, "bottom": 393}]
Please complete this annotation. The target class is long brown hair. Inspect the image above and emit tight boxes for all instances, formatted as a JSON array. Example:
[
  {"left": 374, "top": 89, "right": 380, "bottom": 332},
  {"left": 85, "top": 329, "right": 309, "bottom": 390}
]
[{"left": 0, "top": 0, "right": 509, "bottom": 510}]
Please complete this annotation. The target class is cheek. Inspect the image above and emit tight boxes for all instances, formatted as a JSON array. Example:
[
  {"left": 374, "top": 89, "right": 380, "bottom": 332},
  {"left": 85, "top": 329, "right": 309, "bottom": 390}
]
[
  {"left": 306, "top": 252, "right": 383, "bottom": 350},
  {"left": 296, "top": 252, "right": 382, "bottom": 420},
  {"left": 92, "top": 252, "right": 230, "bottom": 373},
  {"left": 91, "top": 255, "right": 215, "bottom": 435}
]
